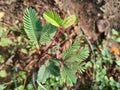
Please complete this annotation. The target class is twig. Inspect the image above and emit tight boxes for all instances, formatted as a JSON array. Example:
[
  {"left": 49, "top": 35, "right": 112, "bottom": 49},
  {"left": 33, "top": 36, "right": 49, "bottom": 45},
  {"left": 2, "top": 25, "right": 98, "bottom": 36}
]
[
  {"left": 32, "top": 71, "right": 37, "bottom": 90},
  {"left": 84, "top": 36, "right": 93, "bottom": 53},
  {"left": 37, "top": 80, "right": 47, "bottom": 90}
]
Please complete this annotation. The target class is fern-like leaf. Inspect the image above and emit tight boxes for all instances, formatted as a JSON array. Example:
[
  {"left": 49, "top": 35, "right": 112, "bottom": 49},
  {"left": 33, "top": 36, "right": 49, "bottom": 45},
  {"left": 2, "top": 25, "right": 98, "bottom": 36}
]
[
  {"left": 23, "top": 8, "right": 42, "bottom": 45},
  {"left": 62, "top": 39, "right": 89, "bottom": 73},
  {"left": 60, "top": 64, "right": 76, "bottom": 86},
  {"left": 63, "top": 40, "right": 80, "bottom": 61},
  {"left": 62, "top": 15, "right": 76, "bottom": 28},
  {"left": 37, "top": 59, "right": 60, "bottom": 83},
  {"left": 63, "top": 40, "right": 89, "bottom": 62},
  {"left": 77, "top": 46, "right": 89, "bottom": 60},
  {"left": 68, "top": 62, "right": 86, "bottom": 73},
  {"left": 43, "top": 10, "right": 62, "bottom": 27},
  {"left": 40, "top": 23, "right": 56, "bottom": 44}
]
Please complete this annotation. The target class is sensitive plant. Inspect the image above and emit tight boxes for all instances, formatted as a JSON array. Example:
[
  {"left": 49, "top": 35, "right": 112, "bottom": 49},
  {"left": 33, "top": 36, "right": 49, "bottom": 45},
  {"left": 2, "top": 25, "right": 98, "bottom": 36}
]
[{"left": 23, "top": 7, "right": 89, "bottom": 89}]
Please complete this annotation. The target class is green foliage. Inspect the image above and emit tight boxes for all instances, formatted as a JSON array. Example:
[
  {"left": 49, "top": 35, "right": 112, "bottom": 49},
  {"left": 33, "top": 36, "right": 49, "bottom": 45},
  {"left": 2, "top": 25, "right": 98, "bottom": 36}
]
[
  {"left": 107, "top": 29, "right": 120, "bottom": 42},
  {"left": 43, "top": 10, "right": 76, "bottom": 28},
  {"left": 60, "top": 64, "right": 76, "bottom": 86},
  {"left": 60, "top": 39, "right": 89, "bottom": 86},
  {"left": 0, "top": 28, "right": 5, "bottom": 37},
  {"left": 23, "top": 9, "right": 81, "bottom": 87},
  {"left": 43, "top": 10, "right": 62, "bottom": 27},
  {"left": 0, "top": 25, "right": 12, "bottom": 48},
  {"left": 40, "top": 23, "right": 56, "bottom": 44},
  {"left": 0, "top": 27, "right": 8, "bottom": 38},
  {"left": 24, "top": 8, "right": 58, "bottom": 46},
  {"left": 90, "top": 47, "right": 120, "bottom": 90},
  {"left": 37, "top": 77, "right": 60, "bottom": 90},
  {"left": 37, "top": 38, "right": 89, "bottom": 87},
  {"left": 0, "top": 55, "right": 3, "bottom": 61},
  {"left": 37, "top": 59, "right": 60, "bottom": 83},
  {"left": 62, "top": 15, "right": 76, "bottom": 28},
  {"left": 0, "top": 38, "right": 13, "bottom": 46},
  {"left": 17, "top": 71, "right": 26, "bottom": 82},
  {"left": 63, "top": 40, "right": 89, "bottom": 71},
  {"left": 101, "top": 47, "right": 113, "bottom": 64},
  {"left": 26, "top": 84, "right": 34, "bottom": 90},
  {"left": 116, "top": 60, "right": 120, "bottom": 67},
  {"left": 23, "top": 8, "right": 42, "bottom": 46},
  {"left": 23, "top": 9, "right": 84, "bottom": 87},
  {"left": 0, "top": 84, "right": 6, "bottom": 90},
  {"left": 63, "top": 40, "right": 80, "bottom": 61}
]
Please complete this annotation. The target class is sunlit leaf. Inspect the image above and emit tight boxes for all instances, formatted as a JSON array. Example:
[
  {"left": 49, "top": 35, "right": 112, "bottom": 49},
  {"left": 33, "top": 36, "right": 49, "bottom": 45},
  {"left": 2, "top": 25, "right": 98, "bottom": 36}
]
[
  {"left": 43, "top": 10, "right": 62, "bottom": 27},
  {"left": 62, "top": 15, "right": 76, "bottom": 28},
  {"left": 14, "top": 85, "right": 24, "bottom": 90}
]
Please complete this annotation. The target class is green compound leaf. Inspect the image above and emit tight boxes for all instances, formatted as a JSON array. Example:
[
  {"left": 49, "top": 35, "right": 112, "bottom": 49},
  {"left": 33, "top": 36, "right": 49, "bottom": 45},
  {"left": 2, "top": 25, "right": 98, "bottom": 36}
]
[
  {"left": 62, "top": 40, "right": 89, "bottom": 74},
  {"left": 63, "top": 40, "right": 89, "bottom": 62},
  {"left": 40, "top": 23, "right": 56, "bottom": 44},
  {"left": 43, "top": 10, "right": 62, "bottom": 27},
  {"left": 23, "top": 8, "right": 42, "bottom": 45},
  {"left": 76, "top": 46, "right": 89, "bottom": 61},
  {"left": 63, "top": 40, "right": 80, "bottom": 61},
  {"left": 62, "top": 15, "right": 76, "bottom": 28},
  {"left": 37, "top": 59, "right": 60, "bottom": 83},
  {"left": 60, "top": 64, "right": 76, "bottom": 86}
]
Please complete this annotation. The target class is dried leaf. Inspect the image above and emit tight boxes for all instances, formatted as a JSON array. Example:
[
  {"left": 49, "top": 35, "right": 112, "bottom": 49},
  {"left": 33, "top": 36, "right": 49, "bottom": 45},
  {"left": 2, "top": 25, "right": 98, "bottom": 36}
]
[{"left": 111, "top": 47, "right": 120, "bottom": 55}]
